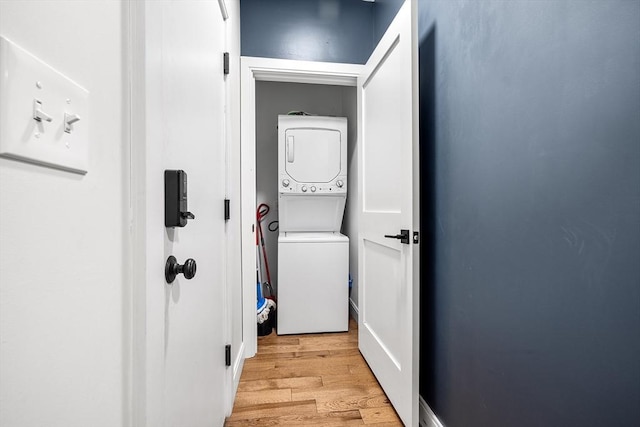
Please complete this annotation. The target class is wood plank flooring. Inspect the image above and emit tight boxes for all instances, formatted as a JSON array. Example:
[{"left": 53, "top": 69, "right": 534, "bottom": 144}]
[{"left": 226, "top": 318, "right": 403, "bottom": 426}]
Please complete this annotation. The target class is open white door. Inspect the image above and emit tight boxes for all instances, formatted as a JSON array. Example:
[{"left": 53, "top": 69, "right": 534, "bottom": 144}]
[{"left": 357, "top": 1, "right": 419, "bottom": 425}]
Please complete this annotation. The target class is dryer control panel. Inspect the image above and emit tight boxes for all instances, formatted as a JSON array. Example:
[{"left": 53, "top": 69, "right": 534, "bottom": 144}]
[{"left": 279, "top": 175, "right": 347, "bottom": 194}]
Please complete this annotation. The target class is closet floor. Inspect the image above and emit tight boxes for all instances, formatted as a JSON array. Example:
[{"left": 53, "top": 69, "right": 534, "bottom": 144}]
[{"left": 225, "top": 318, "right": 402, "bottom": 426}]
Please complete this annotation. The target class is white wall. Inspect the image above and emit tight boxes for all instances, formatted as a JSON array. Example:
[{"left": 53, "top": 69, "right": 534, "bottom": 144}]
[
  {"left": 255, "top": 82, "right": 357, "bottom": 299},
  {"left": 0, "top": 2, "right": 128, "bottom": 426}
]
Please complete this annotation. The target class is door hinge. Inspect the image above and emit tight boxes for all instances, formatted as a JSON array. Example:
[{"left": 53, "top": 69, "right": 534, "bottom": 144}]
[
  {"left": 223, "top": 52, "right": 230, "bottom": 75},
  {"left": 224, "top": 199, "right": 230, "bottom": 221},
  {"left": 413, "top": 231, "right": 419, "bottom": 244},
  {"left": 225, "top": 344, "right": 231, "bottom": 367}
]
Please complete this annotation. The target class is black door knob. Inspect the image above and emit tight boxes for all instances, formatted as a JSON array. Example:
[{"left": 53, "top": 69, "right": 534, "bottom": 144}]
[{"left": 165, "top": 255, "right": 197, "bottom": 283}]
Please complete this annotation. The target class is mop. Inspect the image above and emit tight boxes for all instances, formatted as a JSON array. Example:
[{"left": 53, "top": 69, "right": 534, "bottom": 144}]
[
  {"left": 257, "top": 204, "right": 276, "bottom": 302},
  {"left": 256, "top": 246, "right": 275, "bottom": 325},
  {"left": 256, "top": 204, "right": 276, "bottom": 326}
]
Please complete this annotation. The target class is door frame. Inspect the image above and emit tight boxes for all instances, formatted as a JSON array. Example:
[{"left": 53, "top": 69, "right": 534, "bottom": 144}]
[{"left": 239, "top": 57, "right": 363, "bottom": 357}]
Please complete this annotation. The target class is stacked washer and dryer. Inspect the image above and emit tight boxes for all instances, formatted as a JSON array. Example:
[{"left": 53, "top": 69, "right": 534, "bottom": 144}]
[{"left": 276, "top": 115, "right": 349, "bottom": 335}]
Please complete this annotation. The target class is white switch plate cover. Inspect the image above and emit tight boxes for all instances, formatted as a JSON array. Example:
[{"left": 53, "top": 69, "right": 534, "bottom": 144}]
[{"left": 0, "top": 36, "right": 89, "bottom": 174}]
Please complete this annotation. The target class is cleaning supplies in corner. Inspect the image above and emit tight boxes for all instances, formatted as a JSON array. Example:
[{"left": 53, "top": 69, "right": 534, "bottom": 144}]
[{"left": 256, "top": 203, "right": 277, "bottom": 335}]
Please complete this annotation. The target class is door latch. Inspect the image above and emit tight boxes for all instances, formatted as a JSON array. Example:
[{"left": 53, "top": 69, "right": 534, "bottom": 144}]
[{"left": 384, "top": 229, "right": 410, "bottom": 244}]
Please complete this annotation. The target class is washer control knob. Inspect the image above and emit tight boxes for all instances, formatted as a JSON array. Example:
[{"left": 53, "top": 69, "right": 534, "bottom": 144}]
[
  {"left": 282, "top": 179, "right": 290, "bottom": 188},
  {"left": 336, "top": 180, "right": 344, "bottom": 188},
  {"left": 301, "top": 185, "right": 307, "bottom": 192},
  {"left": 310, "top": 186, "right": 317, "bottom": 192}
]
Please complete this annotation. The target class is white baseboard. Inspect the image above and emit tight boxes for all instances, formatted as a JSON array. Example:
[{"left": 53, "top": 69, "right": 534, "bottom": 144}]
[
  {"left": 226, "top": 341, "right": 245, "bottom": 415},
  {"left": 232, "top": 342, "right": 245, "bottom": 392},
  {"left": 420, "top": 396, "right": 443, "bottom": 427},
  {"left": 349, "top": 298, "right": 358, "bottom": 322}
]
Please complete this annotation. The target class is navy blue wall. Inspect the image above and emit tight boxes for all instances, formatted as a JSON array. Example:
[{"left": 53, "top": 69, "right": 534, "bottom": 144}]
[
  {"left": 419, "top": 1, "right": 640, "bottom": 426},
  {"left": 372, "top": 0, "right": 404, "bottom": 46},
  {"left": 240, "top": 0, "right": 374, "bottom": 64}
]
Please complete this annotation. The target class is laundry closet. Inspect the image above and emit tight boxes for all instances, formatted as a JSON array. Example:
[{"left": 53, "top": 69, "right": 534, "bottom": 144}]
[
  {"left": 239, "top": 2, "right": 419, "bottom": 423},
  {"left": 254, "top": 81, "right": 359, "bottom": 335}
]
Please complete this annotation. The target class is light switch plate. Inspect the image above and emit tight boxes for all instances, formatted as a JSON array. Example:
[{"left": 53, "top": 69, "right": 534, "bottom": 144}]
[{"left": 0, "top": 36, "right": 89, "bottom": 174}]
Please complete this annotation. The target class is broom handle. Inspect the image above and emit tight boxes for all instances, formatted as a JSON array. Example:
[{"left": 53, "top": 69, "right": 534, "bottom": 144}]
[{"left": 256, "top": 204, "right": 272, "bottom": 286}]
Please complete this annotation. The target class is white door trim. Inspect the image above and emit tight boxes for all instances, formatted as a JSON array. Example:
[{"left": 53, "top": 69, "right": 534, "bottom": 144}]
[
  {"left": 127, "top": 1, "right": 147, "bottom": 424},
  {"left": 240, "top": 56, "right": 363, "bottom": 357}
]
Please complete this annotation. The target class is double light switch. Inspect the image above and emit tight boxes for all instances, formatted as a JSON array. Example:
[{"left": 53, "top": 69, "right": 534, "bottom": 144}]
[
  {"left": 0, "top": 36, "right": 89, "bottom": 174},
  {"left": 33, "top": 98, "right": 81, "bottom": 133}
]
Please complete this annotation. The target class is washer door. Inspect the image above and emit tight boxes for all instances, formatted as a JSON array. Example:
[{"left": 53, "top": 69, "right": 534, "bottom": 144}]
[{"left": 284, "top": 127, "right": 341, "bottom": 183}]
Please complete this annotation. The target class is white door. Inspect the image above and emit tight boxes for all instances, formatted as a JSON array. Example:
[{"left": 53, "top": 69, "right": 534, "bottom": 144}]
[
  {"left": 135, "top": 2, "right": 228, "bottom": 426},
  {"left": 357, "top": 1, "right": 419, "bottom": 425}
]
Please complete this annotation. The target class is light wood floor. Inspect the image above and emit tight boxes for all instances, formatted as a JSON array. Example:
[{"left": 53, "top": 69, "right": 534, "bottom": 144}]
[{"left": 226, "top": 318, "right": 403, "bottom": 426}]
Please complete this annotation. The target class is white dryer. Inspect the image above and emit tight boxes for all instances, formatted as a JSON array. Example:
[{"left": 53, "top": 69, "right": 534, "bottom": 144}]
[
  {"left": 278, "top": 115, "right": 347, "bottom": 232},
  {"left": 277, "top": 115, "right": 350, "bottom": 334}
]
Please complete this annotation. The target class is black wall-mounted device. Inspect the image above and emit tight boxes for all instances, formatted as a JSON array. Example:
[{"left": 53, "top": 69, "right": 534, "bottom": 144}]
[{"left": 165, "top": 170, "right": 195, "bottom": 227}]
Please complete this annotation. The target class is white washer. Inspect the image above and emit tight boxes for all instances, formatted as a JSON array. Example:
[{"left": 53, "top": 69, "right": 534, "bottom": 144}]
[{"left": 277, "top": 232, "right": 349, "bottom": 335}]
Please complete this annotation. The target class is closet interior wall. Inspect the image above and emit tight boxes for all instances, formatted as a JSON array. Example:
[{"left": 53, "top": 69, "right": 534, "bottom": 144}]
[{"left": 255, "top": 81, "right": 358, "bottom": 313}]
